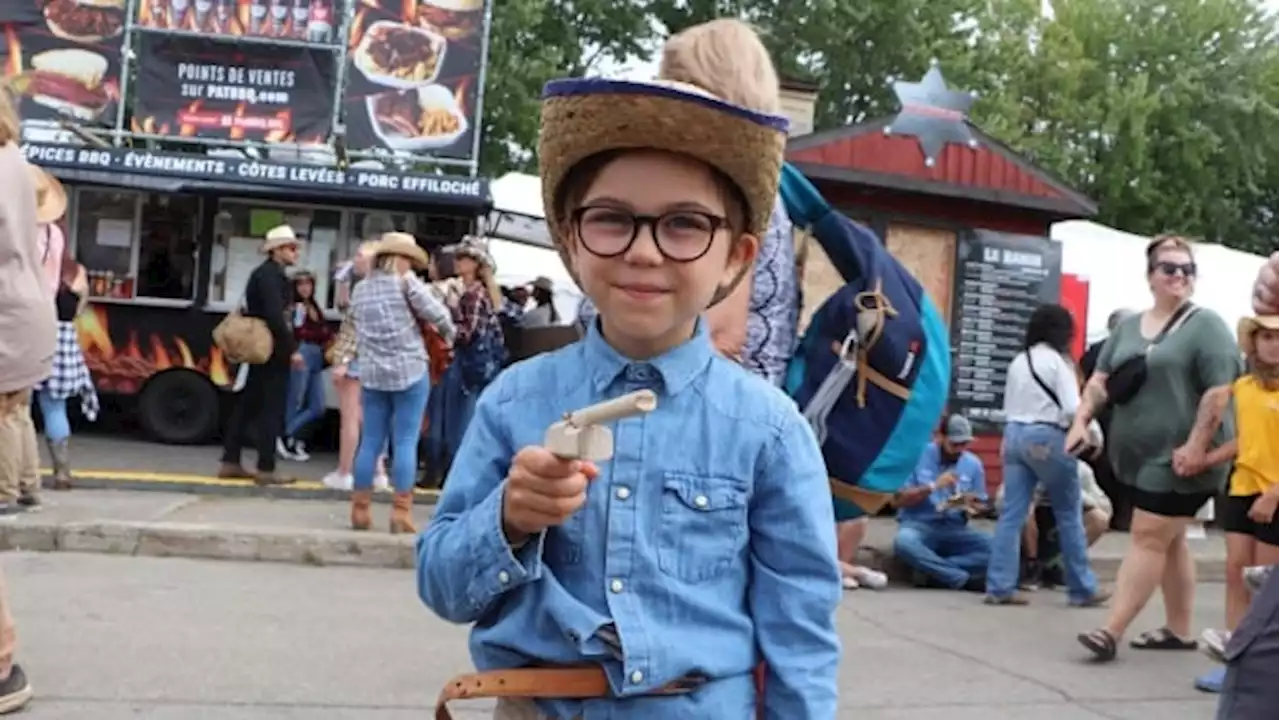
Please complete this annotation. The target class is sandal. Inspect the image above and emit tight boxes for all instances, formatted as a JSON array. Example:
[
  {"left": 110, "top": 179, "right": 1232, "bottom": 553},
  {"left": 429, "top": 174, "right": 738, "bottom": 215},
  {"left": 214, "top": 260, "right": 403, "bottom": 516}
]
[
  {"left": 1077, "top": 628, "right": 1118, "bottom": 661},
  {"left": 1129, "top": 627, "right": 1197, "bottom": 651}
]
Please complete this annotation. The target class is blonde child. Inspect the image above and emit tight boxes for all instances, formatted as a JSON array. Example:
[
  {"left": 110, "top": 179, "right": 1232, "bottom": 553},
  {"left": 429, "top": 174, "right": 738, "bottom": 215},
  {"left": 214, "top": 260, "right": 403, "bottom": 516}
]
[{"left": 1186, "top": 314, "right": 1278, "bottom": 692}]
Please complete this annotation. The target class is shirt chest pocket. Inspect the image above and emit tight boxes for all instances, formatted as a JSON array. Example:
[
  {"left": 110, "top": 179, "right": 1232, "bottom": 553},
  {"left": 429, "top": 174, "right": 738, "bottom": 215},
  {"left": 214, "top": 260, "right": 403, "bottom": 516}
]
[{"left": 657, "top": 473, "right": 749, "bottom": 582}]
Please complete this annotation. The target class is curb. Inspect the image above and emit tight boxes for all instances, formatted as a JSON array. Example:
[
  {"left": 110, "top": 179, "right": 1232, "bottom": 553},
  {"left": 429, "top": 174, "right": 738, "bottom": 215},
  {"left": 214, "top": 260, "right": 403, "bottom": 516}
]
[
  {"left": 46, "top": 473, "right": 441, "bottom": 505},
  {"left": 0, "top": 520, "right": 417, "bottom": 570}
]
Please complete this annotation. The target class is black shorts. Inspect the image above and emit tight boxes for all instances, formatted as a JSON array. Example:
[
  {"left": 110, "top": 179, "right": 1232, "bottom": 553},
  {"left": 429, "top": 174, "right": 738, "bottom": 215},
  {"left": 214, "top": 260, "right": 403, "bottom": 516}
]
[
  {"left": 1130, "top": 487, "right": 1213, "bottom": 519},
  {"left": 1221, "top": 494, "right": 1280, "bottom": 546}
]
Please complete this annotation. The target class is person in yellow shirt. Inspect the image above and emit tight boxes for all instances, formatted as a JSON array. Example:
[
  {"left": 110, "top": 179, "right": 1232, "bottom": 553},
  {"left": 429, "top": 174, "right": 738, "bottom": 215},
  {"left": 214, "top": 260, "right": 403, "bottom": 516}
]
[{"left": 1181, "top": 314, "right": 1278, "bottom": 693}]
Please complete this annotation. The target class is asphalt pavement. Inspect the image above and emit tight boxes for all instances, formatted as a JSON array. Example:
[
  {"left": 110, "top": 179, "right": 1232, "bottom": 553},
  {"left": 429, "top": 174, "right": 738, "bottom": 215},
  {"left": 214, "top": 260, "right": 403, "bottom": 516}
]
[{"left": 4, "top": 552, "right": 1224, "bottom": 719}]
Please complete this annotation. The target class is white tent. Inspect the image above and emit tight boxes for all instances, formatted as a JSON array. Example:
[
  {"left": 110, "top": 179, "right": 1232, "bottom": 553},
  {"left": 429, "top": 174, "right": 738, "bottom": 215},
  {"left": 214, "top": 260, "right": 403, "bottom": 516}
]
[
  {"left": 1051, "top": 220, "right": 1265, "bottom": 341},
  {"left": 486, "top": 172, "right": 583, "bottom": 321}
]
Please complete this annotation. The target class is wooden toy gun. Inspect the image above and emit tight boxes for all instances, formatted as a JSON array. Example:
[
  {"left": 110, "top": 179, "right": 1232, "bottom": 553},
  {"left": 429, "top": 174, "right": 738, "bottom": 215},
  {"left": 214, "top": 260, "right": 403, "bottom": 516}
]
[{"left": 543, "top": 390, "right": 658, "bottom": 461}]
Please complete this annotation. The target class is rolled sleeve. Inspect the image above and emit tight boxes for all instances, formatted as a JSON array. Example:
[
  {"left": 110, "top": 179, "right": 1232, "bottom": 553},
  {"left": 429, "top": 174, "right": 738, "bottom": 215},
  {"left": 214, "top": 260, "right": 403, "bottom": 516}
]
[
  {"left": 416, "top": 383, "right": 542, "bottom": 623},
  {"left": 749, "top": 414, "right": 841, "bottom": 719}
]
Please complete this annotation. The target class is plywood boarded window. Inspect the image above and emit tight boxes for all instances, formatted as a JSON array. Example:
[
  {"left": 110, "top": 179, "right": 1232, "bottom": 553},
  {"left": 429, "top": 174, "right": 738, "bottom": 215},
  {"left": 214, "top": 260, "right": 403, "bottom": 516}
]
[
  {"left": 796, "top": 221, "right": 957, "bottom": 331},
  {"left": 884, "top": 223, "right": 955, "bottom": 325}
]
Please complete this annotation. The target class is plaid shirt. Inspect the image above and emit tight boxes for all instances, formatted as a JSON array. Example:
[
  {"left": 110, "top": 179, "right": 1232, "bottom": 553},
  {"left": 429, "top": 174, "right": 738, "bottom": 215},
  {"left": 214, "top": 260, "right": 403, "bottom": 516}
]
[{"left": 351, "top": 271, "right": 456, "bottom": 391}]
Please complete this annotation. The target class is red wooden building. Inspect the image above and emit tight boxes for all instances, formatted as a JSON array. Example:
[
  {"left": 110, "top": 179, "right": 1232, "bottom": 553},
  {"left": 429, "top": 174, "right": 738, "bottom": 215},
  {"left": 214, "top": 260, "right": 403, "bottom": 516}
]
[{"left": 778, "top": 74, "right": 1097, "bottom": 489}]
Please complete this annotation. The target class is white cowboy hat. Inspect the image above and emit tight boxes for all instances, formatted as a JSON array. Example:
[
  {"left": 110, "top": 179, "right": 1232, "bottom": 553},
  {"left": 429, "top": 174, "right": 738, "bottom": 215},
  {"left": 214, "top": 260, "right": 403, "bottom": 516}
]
[
  {"left": 261, "top": 224, "right": 301, "bottom": 254},
  {"left": 372, "top": 232, "right": 429, "bottom": 269}
]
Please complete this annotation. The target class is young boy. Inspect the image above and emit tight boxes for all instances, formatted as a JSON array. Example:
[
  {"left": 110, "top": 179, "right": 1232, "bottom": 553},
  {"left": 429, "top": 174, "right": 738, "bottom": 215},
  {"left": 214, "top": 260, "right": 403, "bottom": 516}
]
[
  {"left": 1189, "top": 314, "right": 1279, "bottom": 693},
  {"left": 417, "top": 73, "right": 841, "bottom": 720}
]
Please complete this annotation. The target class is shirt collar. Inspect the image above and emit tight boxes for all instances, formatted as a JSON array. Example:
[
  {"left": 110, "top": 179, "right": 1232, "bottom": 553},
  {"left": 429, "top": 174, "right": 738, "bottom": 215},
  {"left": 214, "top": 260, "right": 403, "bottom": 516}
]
[{"left": 584, "top": 318, "right": 714, "bottom": 397}]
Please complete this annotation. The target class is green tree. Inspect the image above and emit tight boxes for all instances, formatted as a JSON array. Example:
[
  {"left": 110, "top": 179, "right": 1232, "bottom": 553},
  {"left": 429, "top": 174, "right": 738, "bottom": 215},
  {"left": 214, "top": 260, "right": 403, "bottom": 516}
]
[
  {"left": 974, "top": 0, "right": 1278, "bottom": 253},
  {"left": 476, "top": 0, "right": 652, "bottom": 175}
]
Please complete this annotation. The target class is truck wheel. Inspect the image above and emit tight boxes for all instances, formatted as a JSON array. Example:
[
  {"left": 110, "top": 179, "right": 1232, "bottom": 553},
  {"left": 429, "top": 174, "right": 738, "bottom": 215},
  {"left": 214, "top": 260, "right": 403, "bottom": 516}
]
[{"left": 138, "top": 370, "right": 220, "bottom": 445}]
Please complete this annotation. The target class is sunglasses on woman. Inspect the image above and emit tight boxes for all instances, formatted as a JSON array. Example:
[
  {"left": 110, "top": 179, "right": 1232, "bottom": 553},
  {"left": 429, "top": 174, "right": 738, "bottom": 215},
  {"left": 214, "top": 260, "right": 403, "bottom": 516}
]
[{"left": 1152, "top": 261, "right": 1197, "bottom": 278}]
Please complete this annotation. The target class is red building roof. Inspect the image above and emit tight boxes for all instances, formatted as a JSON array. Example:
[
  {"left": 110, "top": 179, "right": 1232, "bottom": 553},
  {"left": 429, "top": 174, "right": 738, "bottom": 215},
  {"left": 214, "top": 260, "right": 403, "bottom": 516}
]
[{"left": 787, "top": 116, "right": 1097, "bottom": 220}]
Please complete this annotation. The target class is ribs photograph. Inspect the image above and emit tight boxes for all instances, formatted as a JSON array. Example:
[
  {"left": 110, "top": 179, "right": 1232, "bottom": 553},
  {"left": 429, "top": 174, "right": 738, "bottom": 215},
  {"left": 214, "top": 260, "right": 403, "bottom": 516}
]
[{"left": 342, "top": 0, "right": 486, "bottom": 159}]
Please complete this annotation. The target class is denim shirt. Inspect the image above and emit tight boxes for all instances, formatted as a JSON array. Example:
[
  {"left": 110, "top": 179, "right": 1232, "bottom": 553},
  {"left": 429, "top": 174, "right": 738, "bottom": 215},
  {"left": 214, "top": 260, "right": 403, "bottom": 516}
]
[
  {"left": 417, "top": 321, "right": 842, "bottom": 720},
  {"left": 896, "top": 443, "right": 987, "bottom": 526}
]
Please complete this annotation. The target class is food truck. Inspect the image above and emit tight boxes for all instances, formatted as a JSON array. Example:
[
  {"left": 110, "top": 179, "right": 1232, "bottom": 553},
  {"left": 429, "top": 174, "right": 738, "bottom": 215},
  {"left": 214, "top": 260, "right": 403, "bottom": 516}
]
[{"left": 2, "top": 0, "right": 494, "bottom": 444}]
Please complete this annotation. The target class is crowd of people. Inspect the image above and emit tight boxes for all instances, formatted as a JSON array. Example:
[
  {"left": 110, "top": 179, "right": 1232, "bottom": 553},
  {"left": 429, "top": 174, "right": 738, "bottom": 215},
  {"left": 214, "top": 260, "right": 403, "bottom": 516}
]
[{"left": 212, "top": 219, "right": 552, "bottom": 532}]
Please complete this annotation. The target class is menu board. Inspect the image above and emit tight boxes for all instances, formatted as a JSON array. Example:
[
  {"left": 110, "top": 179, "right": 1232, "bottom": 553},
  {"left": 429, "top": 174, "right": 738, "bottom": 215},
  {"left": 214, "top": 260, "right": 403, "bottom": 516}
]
[
  {"left": 132, "top": 34, "right": 335, "bottom": 142},
  {"left": 0, "top": 0, "right": 126, "bottom": 126},
  {"left": 949, "top": 230, "right": 1063, "bottom": 426},
  {"left": 341, "top": 0, "right": 487, "bottom": 160}
]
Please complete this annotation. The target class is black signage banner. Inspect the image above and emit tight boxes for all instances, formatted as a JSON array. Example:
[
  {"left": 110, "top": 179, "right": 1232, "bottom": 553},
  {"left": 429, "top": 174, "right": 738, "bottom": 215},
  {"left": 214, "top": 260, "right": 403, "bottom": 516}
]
[
  {"left": 948, "top": 230, "right": 1063, "bottom": 428},
  {"left": 22, "top": 141, "right": 489, "bottom": 205},
  {"left": 132, "top": 34, "right": 334, "bottom": 143},
  {"left": 135, "top": 0, "right": 339, "bottom": 43},
  {"left": 342, "top": 0, "right": 487, "bottom": 160},
  {"left": 1, "top": 0, "right": 125, "bottom": 125},
  {"left": 0, "top": 0, "right": 42, "bottom": 24}
]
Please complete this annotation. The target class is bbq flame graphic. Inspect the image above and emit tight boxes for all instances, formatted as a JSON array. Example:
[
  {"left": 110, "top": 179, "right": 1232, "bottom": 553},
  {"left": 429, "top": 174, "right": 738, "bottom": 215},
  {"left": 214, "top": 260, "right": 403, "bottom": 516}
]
[
  {"left": 76, "top": 306, "right": 233, "bottom": 394},
  {"left": 4, "top": 26, "right": 24, "bottom": 77}
]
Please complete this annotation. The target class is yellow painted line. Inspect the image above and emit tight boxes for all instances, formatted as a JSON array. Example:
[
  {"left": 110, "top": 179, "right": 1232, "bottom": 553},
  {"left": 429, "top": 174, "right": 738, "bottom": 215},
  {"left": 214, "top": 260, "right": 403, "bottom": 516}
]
[{"left": 37, "top": 468, "right": 441, "bottom": 497}]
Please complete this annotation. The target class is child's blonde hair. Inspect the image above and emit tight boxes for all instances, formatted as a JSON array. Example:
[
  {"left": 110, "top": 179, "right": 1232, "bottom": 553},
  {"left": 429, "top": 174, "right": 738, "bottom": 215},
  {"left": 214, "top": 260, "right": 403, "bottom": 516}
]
[{"left": 658, "top": 19, "right": 781, "bottom": 114}]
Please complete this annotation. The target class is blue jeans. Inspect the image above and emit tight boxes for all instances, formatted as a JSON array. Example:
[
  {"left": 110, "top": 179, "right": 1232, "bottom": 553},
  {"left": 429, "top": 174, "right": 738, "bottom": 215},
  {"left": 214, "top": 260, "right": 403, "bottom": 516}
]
[
  {"left": 285, "top": 342, "right": 326, "bottom": 439},
  {"left": 988, "top": 422, "right": 1098, "bottom": 602},
  {"left": 35, "top": 391, "right": 70, "bottom": 442},
  {"left": 894, "top": 520, "right": 992, "bottom": 589},
  {"left": 355, "top": 375, "right": 430, "bottom": 493}
]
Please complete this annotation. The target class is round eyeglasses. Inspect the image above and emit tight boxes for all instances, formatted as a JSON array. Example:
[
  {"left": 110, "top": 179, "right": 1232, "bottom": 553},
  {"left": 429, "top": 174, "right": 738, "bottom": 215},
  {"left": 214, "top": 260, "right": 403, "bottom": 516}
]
[{"left": 570, "top": 206, "right": 730, "bottom": 263}]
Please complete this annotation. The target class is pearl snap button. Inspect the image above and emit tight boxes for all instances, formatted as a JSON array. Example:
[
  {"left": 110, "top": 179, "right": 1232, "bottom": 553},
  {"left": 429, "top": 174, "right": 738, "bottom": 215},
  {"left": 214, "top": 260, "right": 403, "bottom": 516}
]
[
  {"left": 615, "top": 486, "right": 631, "bottom": 500},
  {"left": 497, "top": 570, "right": 510, "bottom": 585},
  {"left": 610, "top": 579, "right": 624, "bottom": 593},
  {"left": 693, "top": 495, "right": 709, "bottom": 509},
  {"left": 630, "top": 670, "right": 644, "bottom": 684}
]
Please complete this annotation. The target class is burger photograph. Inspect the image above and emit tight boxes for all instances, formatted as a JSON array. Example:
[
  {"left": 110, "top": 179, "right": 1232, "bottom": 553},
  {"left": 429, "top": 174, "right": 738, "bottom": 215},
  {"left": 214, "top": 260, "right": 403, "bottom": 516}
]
[
  {"left": 415, "top": 0, "right": 482, "bottom": 40},
  {"left": 22, "top": 48, "right": 116, "bottom": 121},
  {"left": 44, "top": 0, "right": 126, "bottom": 42},
  {"left": 2, "top": 0, "right": 125, "bottom": 125}
]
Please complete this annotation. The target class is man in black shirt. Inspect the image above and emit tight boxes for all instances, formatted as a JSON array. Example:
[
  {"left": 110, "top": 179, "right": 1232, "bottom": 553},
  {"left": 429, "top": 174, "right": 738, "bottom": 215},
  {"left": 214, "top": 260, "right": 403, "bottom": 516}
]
[{"left": 218, "top": 225, "right": 303, "bottom": 485}]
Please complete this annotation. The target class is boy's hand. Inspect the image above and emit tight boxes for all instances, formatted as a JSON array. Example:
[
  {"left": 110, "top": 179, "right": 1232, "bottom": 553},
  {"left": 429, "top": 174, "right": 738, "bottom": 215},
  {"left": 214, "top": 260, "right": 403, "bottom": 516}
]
[{"left": 502, "top": 447, "right": 599, "bottom": 543}]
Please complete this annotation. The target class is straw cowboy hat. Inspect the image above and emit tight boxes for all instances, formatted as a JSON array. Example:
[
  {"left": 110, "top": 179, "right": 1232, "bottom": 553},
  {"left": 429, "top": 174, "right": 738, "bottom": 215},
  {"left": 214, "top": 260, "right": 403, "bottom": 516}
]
[
  {"left": 27, "top": 164, "right": 67, "bottom": 224},
  {"left": 1238, "top": 315, "right": 1280, "bottom": 356},
  {"left": 373, "top": 232, "right": 429, "bottom": 269},
  {"left": 261, "top": 224, "right": 301, "bottom": 254},
  {"left": 453, "top": 234, "right": 496, "bottom": 271},
  {"left": 537, "top": 77, "right": 789, "bottom": 306}
]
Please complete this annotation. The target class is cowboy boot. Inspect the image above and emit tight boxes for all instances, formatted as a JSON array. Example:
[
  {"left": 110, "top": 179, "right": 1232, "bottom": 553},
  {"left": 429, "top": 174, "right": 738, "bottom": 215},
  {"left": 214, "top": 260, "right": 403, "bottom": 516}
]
[
  {"left": 389, "top": 492, "right": 417, "bottom": 535},
  {"left": 350, "top": 490, "right": 373, "bottom": 531},
  {"left": 48, "top": 438, "right": 72, "bottom": 491}
]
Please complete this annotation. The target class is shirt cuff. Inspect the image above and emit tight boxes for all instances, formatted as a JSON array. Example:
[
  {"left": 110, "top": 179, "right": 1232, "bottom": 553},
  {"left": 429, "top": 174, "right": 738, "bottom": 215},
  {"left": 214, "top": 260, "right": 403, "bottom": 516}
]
[{"left": 464, "top": 481, "right": 545, "bottom": 609}]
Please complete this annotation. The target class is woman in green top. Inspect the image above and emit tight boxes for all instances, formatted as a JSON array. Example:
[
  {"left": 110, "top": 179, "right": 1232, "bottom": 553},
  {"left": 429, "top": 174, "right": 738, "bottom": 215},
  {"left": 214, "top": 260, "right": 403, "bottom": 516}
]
[{"left": 1071, "top": 236, "right": 1241, "bottom": 662}]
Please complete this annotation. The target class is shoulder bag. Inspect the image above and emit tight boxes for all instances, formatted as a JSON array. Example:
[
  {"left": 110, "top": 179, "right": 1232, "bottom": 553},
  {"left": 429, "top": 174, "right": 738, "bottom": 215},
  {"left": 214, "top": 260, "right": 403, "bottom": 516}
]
[
  {"left": 1104, "top": 304, "right": 1198, "bottom": 406},
  {"left": 403, "top": 277, "right": 453, "bottom": 384},
  {"left": 213, "top": 287, "right": 273, "bottom": 365}
]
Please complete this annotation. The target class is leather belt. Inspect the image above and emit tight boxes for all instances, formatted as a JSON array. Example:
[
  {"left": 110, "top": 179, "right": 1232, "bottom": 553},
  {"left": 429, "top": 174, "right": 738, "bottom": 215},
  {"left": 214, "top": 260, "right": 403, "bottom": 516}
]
[{"left": 435, "top": 666, "right": 693, "bottom": 720}]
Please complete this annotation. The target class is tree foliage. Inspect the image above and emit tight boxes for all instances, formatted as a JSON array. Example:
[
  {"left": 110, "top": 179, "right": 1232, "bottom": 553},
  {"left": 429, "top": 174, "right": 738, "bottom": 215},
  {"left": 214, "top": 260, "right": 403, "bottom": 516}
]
[{"left": 478, "top": 0, "right": 1278, "bottom": 254}]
